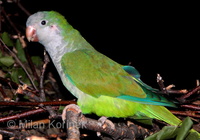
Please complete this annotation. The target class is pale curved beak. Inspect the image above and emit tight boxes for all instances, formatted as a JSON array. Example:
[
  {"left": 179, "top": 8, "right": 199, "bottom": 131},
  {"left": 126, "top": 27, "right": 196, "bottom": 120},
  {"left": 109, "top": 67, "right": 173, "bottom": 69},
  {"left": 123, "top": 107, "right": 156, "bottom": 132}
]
[{"left": 26, "top": 26, "right": 39, "bottom": 42}]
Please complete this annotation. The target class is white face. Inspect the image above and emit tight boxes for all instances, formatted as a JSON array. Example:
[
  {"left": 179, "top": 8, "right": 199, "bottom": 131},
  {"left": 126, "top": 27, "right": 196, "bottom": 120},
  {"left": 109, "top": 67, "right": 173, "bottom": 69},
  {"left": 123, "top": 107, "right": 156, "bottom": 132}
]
[{"left": 26, "top": 12, "right": 64, "bottom": 59}]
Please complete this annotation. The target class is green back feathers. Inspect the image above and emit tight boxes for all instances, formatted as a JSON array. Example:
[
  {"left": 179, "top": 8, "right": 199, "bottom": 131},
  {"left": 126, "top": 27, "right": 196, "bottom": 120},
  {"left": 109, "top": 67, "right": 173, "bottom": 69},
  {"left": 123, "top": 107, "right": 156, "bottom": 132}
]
[{"left": 61, "top": 49, "right": 146, "bottom": 98}]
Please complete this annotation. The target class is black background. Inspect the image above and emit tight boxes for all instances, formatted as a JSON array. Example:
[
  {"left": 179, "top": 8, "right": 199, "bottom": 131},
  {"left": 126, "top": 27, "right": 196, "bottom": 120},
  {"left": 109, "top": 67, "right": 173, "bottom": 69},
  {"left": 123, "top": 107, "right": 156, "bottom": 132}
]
[{"left": 4, "top": 1, "right": 200, "bottom": 89}]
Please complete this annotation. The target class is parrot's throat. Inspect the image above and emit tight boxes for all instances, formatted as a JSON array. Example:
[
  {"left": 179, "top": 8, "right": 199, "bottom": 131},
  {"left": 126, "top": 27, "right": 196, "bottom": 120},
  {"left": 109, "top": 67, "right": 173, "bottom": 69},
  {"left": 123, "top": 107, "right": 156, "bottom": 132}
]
[
  {"left": 42, "top": 29, "right": 94, "bottom": 67},
  {"left": 43, "top": 39, "right": 69, "bottom": 73}
]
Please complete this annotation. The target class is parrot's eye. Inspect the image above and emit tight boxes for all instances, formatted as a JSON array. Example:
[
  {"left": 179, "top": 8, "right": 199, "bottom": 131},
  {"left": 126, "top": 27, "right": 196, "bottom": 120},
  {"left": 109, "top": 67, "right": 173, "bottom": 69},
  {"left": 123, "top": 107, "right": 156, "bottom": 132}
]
[{"left": 41, "top": 20, "right": 47, "bottom": 25}]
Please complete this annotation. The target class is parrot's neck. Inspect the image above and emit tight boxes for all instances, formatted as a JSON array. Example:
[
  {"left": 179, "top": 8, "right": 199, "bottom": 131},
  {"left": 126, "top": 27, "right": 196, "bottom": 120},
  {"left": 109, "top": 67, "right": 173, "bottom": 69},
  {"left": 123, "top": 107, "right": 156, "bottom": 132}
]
[{"left": 42, "top": 29, "right": 94, "bottom": 66}]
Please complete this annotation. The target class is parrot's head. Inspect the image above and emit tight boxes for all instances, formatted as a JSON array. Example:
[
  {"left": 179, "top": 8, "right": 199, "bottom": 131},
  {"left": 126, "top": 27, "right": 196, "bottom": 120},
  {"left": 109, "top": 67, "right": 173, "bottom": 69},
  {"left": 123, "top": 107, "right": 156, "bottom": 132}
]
[{"left": 26, "top": 11, "right": 71, "bottom": 45}]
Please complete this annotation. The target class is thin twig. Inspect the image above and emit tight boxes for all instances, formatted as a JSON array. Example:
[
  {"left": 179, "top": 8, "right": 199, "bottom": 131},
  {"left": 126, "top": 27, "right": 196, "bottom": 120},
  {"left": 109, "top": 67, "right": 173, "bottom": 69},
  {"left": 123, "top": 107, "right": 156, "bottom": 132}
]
[
  {"left": 0, "top": 108, "right": 45, "bottom": 123},
  {"left": 21, "top": 90, "right": 43, "bottom": 101},
  {"left": 2, "top": 9, "right": 21, "bottom": 34},
  {"left": 24, "top": 48, "right": 40, "bottom": 83},
  {"left": 170, "top": 110, "right": 200, "bottom": 118},
  {"left": 0, "top": 77, "right": 19, "bottom": 89},
  {"left": 166, "top": 89, "right": 188, "bottom": 94},
  {"left": 157, "top": 74, "right": 167, "bottom": 93},
  {"left": 0, "top": 100, "right": 76, "bottom": 106},
  {"left": 0, "top": 129, "right": 15, "bottom": 137},
  {"left": 15, "top": 0, "right": 31, "bottom": 16},
  {"left": 39, "top": 50, "right": 50, "bottom": 101},
  {"left": 181, "top": 104, "right": 200, "bottom": 110},
  {"left": 39, "top": 50, "right": 57, "bottom": 118},
  {"left": 177, "top": 86, "right": 200, "bottom": 102}
]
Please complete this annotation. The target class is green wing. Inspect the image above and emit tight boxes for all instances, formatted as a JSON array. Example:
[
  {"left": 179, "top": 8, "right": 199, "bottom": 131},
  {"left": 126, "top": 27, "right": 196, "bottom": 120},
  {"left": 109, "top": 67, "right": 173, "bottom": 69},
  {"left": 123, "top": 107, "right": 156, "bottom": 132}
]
[{"left": 61, "top": 49, "right": 175, "bottom": 107}]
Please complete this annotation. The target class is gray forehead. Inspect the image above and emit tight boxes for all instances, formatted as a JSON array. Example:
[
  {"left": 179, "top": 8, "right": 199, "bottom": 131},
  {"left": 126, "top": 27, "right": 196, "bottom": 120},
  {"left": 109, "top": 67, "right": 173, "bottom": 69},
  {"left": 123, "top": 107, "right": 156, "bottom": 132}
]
[{"left": 26, "top": 12, "right": 45, "bottom": 26}]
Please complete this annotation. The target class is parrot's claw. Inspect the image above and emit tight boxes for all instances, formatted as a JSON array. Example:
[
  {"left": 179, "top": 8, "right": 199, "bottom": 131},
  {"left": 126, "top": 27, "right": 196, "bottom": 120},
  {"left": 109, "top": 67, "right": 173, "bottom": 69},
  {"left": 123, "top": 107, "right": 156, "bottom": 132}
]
[
  {"left": 98, "top": 116, "right": 115, "bottom": 129},
  {"left": 62, "top": 104, "right": 81, "bottom": 121},
  {"left": 97, "top": 116, "right": 115, "bottom": 136}
]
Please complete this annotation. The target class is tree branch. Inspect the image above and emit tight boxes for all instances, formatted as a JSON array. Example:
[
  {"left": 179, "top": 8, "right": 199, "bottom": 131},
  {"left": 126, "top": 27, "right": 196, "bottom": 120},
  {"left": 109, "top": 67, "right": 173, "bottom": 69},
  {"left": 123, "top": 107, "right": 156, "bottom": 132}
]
[
  {"left": 0, "top": 108, "right": 45, "bottom": 123},
  {"left": 0, "top": 100, "right": 76, "bottom": 106},
  {"left": 177, "top": 86, "right": 200, "bottom": 103},
  {"left": 62, "top": 104, "right": 150, "bottom": 140}
]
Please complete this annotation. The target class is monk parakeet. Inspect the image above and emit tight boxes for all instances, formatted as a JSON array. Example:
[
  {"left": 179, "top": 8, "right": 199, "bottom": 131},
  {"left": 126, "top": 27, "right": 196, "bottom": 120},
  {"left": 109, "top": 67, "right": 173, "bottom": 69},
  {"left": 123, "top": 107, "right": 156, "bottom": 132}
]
[{"left": 26, "top": 11, "right": 199, "bottom": 137}]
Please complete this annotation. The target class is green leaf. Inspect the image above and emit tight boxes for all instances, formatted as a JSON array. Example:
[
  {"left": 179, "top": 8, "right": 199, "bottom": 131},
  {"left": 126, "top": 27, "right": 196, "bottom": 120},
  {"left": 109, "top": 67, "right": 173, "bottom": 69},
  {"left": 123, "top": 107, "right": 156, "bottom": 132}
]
[
  {"left": 31, "top": 56, "right": 42, "bottom": 66},
  {"left": 1, "top": 32, "right": 14, "bottom": 47},
  {"left": 0, "top": 56, "right": 15, "bottom": 67},
  {"left": 10, "top": 68, "right": 30, "bottom": 84},
  {"left": 176, "top": 117, "right": 193, "bottom": 140},
  {"left": 16, "top": 39, "right": 27, "bottom": 62},
  {"left": 145, "top": 126, "right": 178, "bottom": 140},
  {"left": 185, "top": 131, "right": 200, "bottom": 140},
  {"left": 145, "top": 117, "right": 199, "bottom": 140},
  {"left": 58, "top": 106, "right": 66, "bottom": 113}
]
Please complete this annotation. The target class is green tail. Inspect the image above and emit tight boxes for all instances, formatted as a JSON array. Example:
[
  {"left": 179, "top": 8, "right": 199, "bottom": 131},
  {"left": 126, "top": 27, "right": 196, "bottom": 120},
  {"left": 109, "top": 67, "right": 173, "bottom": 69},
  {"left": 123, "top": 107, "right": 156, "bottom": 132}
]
[{"left": 123, "top": 66, "right": 200, "bottom": 138}]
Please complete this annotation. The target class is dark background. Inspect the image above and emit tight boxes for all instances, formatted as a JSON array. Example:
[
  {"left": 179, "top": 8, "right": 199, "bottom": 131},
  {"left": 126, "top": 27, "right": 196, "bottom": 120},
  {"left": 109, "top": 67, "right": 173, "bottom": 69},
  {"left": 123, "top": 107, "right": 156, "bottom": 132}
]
[{"left": 3, "top": 1, "right": 200, "bottom": 90}]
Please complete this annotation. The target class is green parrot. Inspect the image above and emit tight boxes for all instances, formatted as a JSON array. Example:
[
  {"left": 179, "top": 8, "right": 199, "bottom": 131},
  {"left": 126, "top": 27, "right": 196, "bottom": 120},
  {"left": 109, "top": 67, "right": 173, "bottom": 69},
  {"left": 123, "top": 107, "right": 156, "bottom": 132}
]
[{"left": 26, "top": 11, "right": 199, "bottom": 138}]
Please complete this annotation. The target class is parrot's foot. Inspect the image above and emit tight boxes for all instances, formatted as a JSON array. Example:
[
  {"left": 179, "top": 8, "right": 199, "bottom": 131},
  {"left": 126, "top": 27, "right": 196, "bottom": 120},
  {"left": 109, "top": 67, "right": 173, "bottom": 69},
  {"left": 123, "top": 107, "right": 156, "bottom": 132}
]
[
  {"left": 97, "top": 116, "right": 115, "bottom": 136},
  {"left": 62, "top": 104, "right": 81, "bottom": 121},
  {"left": 98, "top": 116, "right": 115, "bottom": 129}
]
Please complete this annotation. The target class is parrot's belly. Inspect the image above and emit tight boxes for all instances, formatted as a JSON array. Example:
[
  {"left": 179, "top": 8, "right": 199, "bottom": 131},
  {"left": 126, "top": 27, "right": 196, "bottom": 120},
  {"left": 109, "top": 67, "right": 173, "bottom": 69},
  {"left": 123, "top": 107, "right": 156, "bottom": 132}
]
[{"left": 77, "top": 94, "right": 142, "bottom": 118}]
